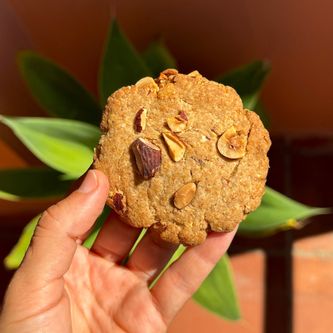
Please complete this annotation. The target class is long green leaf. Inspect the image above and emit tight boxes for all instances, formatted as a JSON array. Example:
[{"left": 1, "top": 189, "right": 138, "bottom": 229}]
[
  {"left": 83, "top": 206, "right": 111, "bottom": 249},
  {"left": 0, "top": 115, "right": 100, "bottom": 178},
  {"left": 150, "top": 245, "right": 186, "bottom": 288},
  {"left": 99, "top": 19, "right": 151, "bottom": 105},
  {"left": 120, "top": 229, "right": 148, "bottom": 266},
  {"left": 0, "top": 168, "right": 71, "bottom": 201},
  {"left": 128, "top": 229, "right": 148, "bottom": 257},
  {"left": 238, "top": 187, "right": 330, "bottom": 236},
  {"left": 142, "top": 40, "right": 177, "bottom": 77},
  {"left": 193, "top": 254, "right": 241, "bottom": 320},
  {"left": 253, "top": 100, "right": 270, "bottom": 128},
  {"left": 4, "top": 207, "right": 111, "bottom": 270},
  {"left": 18, "top": 51, "right": 101, "bottom": 125},
  {"left": 218, "top": 60, "right": 271, "bottom": 110},
  {"left": 4, "top": 215, "right": 40, "bottom": 269}
]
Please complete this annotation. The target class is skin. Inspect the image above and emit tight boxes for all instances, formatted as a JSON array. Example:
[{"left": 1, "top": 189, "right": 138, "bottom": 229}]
[{"left": 0, "top": 170, "right": 236, "bottom": 333}]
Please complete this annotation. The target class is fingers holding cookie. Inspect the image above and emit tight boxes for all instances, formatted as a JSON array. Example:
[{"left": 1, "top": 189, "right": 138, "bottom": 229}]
[
  {"left": 125, "top": 229, "right": 178, "bottom": 283},
  {"left": 91, "top": 210, "right": 142, "bottom": 263}
]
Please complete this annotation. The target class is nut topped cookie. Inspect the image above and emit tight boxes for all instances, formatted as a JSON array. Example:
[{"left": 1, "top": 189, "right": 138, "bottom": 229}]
[{"left": 93, "top": 69, "right": 271, "bottom": 246}]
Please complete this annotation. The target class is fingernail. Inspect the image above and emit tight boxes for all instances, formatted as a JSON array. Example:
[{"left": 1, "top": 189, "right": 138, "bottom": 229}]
[{"left": 78, "top": 170, "right": 97, "bottom": 193}]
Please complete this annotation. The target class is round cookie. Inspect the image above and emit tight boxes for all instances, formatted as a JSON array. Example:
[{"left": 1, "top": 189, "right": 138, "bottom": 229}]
[{"left": 93, "top": 69, "right": 271, "bottom": 246}]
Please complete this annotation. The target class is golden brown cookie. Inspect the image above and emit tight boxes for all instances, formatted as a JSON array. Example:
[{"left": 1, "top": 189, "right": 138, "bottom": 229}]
[{"left": 93, "top": 69, "right": 271, "bottom": 246}]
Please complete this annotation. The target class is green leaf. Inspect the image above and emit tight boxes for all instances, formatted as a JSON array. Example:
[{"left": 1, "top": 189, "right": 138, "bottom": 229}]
[
  {"left": 238, "top": 187, "right": 330, "bottom": 236},
  {"left": 119, "top": 229, "right": 148, "bottom": 266},
  {"left": 83, "top": 206, "right": 111, "bottom": 249},
  {"left": 4, "top": 215, "right": 40, "bottom": 269},
  {"left": 4, "top": 206, "right": 111, "bottom": 269},
  {"left": 128, "top": 229, "right": 147, "bottom": 256},
  {"left": 0, "top": 168, "right": 71, "bottom": 201},
  {"left": 18, "top": 51, "right": 101, "bottom": 125},
  {"left": 150, "top": 245, "right": 186, "bottom": 288},
  {"left": 142, "top": 40, "right": 177, "bottom": 77},
  {"left": 253, "top": 100, "right": 270, "bottom": 128},
  {"left": 0, "top": 115, "right": 100, "bottom": 178},
  {"left": 99, "top": 19, "right": 151, "bottom": 105},
  {"left": 218, "top": 60, "right": 271, "bottom": 110},
  {"left": 193, "top": 254, "right": 240, "bottom": 320}
]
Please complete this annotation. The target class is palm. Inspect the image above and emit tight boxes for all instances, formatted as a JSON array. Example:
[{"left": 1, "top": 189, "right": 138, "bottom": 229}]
[
  {"left": 62, "top": 247, "right": 165, "bottom": 333},
  {"left": 4, "top": 245, "right": 165, "bottom": 333}
]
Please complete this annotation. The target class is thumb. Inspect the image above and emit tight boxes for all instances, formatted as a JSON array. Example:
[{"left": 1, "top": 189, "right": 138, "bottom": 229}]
[{"left": 19, "top": 169, "right": 109, "bottom": 284}]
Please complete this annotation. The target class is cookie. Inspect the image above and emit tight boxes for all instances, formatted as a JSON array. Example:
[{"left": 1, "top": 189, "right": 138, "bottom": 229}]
[{"left": 93, "top": 69, "right": 271, "bottom": 246}]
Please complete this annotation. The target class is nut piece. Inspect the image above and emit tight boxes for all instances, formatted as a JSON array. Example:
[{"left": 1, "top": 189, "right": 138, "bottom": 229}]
[
  {"left": 135, "top": 77, "right": 159, "bottom": 92},
  {"left": 162, "top": 132, "right": 186, "bottom": 162},
  {"left": 188, "top": 70, "right": 202, "bottom": 78},
  {"left": 217, "top": 126, "right": 247, "bottom": 159},
  {"left": 134, "top": 108, "right": 148, "bottom": 133},
  {"left": 111, "top": 192, "right": 126, "bottom": 212},
  {"left": 131, "top": 138, "right": 162, "bottom": 179},
  {"left": 166, "top": 112, "right": 188, "bottom": 133},
  {"left": 174, "top": 183, "right": 197, "bottom": 209},
  {"left": 178, "top": 111, "right": 188, "bottom": 121},
  {"left": 158, "top": 69, "right": 178, "bottom": 83},
  {"left": 161, "top": 68, "right": 178, "bottom": 77}
]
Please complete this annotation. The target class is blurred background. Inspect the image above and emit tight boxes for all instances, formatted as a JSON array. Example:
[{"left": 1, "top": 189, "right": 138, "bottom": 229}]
[{"left": 1, "top": 1, "right": 332, "bottom": 332}]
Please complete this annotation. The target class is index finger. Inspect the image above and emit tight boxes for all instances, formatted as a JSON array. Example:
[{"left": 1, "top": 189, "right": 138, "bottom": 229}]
[{"left": 151, "top": 228, "right": 237, "bottom": 324}]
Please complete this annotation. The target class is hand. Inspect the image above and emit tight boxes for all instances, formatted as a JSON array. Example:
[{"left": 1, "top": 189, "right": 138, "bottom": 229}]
[{"left": 0, "top": 170, "right": 236, "bottom": 333}]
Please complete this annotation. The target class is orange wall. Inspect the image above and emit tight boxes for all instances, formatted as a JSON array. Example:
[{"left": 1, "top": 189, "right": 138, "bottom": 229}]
[{"left": 1, "top": 0, "right": 333, "bottom": 138}]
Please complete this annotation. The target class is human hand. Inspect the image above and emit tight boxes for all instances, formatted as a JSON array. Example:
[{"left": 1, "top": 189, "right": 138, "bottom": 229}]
[{"left": 0, "top": 170, "right": 236, "bottom": 333}]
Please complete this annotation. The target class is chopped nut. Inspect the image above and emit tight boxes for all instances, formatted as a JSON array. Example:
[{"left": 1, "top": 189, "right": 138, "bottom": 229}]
[
  {"left": 111, "top": 192, "right": 126, "bottom": 212},
  {"left": 166, "top": 112, "right": 188, "bottom": 133},
  {"left": 162, "top": 132, "right": 186, "bottom": 162},
  {"left": 178, "top": 111, "right": 188, "bottom": 121},
  {"left": 166, "top": 117, "right": 186, "bottom": 133},
  {"left": 161, "top": 68, "right": 178, "bottom": 76},
  {"left": 131, "top": 138, "right": 162, "bottom": 179},
  {"left": 217, "top": 126, "right": 247, "bottom": 159},
  {"left": 134, "top": 108, "right": 148, "bottom": 133},
  {"left": 166, "top": 111, "right": 188, "bottom": 133},
  {"left": 135, "top": 77, "right": 159, "bottom": 92},
  {"left": 158, "top": 69, "right": 178, "bottom": 83},
  {"left": 174, "top": 183, "right": 197, "bottom": 209},
  {"left": 188, "top": 70, "right": 202, "bottom": 78}
]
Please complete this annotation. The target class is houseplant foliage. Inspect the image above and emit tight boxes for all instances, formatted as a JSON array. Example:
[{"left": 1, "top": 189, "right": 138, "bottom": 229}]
[{"left": 0, "top": 19, "right": 328, "bottom": 321}]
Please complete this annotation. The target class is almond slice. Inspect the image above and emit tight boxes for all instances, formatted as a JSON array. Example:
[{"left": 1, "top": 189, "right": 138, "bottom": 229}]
[
  {"left": 174, "top": 183, "right": 197, "bottom": 209},
  {"left": 135, "top": 77, "right": 159, "bottom": 92},
  {"left": 166, "top": 112, "right": 188, "bottom": 133},
  {"left": 162, "top": 132, "right": 186, "bottom": 162}
]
